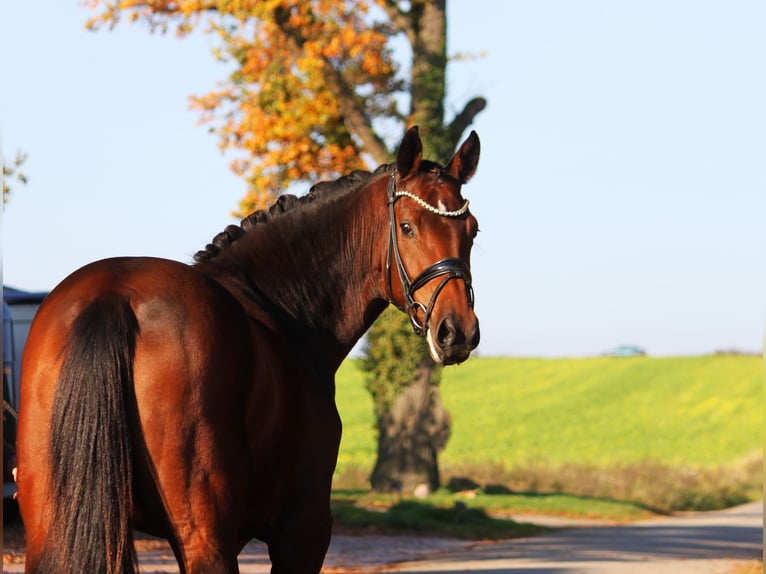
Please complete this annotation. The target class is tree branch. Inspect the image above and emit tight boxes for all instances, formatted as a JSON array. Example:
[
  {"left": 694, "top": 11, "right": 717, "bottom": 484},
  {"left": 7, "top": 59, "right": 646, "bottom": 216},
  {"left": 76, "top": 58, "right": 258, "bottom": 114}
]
[
  {"left": 273, "top": 6, "right": 391, "bottom": 164},
  {"left": 447, "top": 96, "right": 487, "bottom": 149},
  {"left": 321, "top": 66, "right": 391, "bottom": 164},
  {"left": 378, "top": 0, "right": 415, "bottom": 44}
]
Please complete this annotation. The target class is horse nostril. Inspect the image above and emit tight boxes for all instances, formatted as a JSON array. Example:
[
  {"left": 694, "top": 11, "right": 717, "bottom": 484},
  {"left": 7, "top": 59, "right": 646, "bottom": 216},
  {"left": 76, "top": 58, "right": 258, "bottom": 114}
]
[{"left": 437, "top": 317, "right": 460, "bottom": 349}]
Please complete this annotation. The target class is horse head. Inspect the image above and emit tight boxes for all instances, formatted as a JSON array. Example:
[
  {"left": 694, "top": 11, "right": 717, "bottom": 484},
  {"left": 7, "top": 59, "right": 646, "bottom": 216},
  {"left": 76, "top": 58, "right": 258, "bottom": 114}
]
[{"left": 386, "top": 126, "right": 481, "bottom": 365}]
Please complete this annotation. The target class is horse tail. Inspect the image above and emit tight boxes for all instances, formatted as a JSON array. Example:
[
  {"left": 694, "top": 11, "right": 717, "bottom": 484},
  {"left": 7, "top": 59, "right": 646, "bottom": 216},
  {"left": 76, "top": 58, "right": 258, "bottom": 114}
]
[{"left": 38, "top": 294, "right": 139, "bottom": 574}]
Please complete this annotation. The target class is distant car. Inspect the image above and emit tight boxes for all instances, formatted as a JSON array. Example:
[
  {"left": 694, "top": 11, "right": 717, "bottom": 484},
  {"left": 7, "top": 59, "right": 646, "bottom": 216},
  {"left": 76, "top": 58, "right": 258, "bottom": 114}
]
[
  {"left": 602, "top": 345, "right": 647, "bottom": 357},
  {"left": 3, "top": 286, "right": 48, "bottom": 501}
]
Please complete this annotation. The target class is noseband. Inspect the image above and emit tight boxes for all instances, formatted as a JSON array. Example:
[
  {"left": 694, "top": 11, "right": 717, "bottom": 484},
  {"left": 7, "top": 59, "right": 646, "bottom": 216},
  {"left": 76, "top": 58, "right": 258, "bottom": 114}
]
[{"left": 386, "top": 172, "right": 475, "bottom": 336}]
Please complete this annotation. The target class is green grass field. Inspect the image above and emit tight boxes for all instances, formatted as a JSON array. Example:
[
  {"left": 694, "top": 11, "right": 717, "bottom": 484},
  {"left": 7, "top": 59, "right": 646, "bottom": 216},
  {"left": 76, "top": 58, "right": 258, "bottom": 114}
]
[
  {"left": 333, "top": 355, "right": 762, "bottom": 510},
  {"left": 334, "top": 356, "right": 764, "bottom": 537}
]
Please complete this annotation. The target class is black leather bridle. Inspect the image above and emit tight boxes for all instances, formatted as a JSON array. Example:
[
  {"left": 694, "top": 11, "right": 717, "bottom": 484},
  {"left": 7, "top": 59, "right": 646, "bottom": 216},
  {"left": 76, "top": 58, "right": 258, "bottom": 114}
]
[{"left": 385, "top": 171, "right": 475, "bottom": 336}]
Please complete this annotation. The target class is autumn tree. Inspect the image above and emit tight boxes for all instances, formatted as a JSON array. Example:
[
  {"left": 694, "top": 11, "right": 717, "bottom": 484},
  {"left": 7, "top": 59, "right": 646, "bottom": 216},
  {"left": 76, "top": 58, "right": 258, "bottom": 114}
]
[{"left": 86, "top": 0, "right": 486, "bottom": 493}]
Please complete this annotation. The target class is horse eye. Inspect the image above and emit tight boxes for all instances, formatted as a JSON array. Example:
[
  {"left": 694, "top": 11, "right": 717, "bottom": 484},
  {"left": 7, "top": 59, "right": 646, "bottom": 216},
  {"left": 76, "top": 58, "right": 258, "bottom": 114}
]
[{"left": 400, "top": 222, "right": 415, "bottom": 237}]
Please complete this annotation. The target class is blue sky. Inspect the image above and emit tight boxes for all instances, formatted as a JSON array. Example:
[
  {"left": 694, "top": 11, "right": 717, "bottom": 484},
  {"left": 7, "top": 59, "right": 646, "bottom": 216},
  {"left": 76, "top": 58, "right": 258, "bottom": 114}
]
[{"left": 2, "top": 1, "right": 764, "bottom": 357}]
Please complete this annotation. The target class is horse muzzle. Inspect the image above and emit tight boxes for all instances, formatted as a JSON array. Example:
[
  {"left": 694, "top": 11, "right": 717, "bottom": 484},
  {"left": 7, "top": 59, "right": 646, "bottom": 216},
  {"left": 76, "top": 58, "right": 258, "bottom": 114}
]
[{"left": 427, "top": 313, "right": 480, "bottom": 365}]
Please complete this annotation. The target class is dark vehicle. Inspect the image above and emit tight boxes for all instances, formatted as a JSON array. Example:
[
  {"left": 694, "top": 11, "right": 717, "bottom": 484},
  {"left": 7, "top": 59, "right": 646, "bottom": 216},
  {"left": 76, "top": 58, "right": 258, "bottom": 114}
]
[{"left": 3, "top": 286, "right": 48, "bottom": 501}]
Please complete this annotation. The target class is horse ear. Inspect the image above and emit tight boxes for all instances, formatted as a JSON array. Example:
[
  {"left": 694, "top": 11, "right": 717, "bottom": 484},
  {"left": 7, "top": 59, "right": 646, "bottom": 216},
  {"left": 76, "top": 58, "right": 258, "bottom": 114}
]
[
  {"left": 445, "top": 130, "right": 481, "bottom": 184},
  {"left": 396, "top": 125, "right": 423, "bottom": 177}
]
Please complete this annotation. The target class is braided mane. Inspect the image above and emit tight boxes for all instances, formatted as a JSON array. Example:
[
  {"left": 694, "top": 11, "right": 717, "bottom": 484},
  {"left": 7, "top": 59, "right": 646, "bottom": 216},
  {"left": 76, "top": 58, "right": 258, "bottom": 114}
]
[{"left": 193, "top": 165, "right": 393, "bottom": 264}]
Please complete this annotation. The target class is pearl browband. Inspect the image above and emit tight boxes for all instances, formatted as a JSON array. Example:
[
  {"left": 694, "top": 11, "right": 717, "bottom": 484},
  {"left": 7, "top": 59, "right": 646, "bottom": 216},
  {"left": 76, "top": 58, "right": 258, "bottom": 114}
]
[{"left": 393, "top": 190, "right": 470, "bottom": 217}]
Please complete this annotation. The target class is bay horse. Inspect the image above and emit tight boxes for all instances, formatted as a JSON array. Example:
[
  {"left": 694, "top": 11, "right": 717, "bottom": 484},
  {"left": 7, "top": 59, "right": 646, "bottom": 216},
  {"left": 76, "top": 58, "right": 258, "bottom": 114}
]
[{"left": 16, "top": 126, "right": 480, "bottom": 573}]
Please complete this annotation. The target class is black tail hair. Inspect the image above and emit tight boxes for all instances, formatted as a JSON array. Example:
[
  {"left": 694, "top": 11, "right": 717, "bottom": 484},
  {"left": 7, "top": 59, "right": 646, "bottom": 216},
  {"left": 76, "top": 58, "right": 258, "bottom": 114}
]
[{"left": 38, "top": 294, "right": 139, "bottom": 574}]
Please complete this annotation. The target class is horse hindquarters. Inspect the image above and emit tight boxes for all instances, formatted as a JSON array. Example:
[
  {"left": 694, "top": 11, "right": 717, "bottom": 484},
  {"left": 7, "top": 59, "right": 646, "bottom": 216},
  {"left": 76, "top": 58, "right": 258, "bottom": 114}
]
[{"left": 30, "top": 295, "right": 139, "bottom": 574}]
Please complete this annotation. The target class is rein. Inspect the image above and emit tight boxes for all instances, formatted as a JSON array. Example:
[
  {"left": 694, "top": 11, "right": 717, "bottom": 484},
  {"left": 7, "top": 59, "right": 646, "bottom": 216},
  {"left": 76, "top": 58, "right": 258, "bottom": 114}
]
[{"left": 385, "top": 172, "right": 474, "bottom": 336}]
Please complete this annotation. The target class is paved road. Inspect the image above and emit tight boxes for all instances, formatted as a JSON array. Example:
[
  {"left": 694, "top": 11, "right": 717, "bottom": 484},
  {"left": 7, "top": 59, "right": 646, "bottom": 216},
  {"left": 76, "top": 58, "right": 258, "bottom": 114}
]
[
  {"left": 3, "top": 502, "right": 761, "bottom": 573},
  {"left": 383, "top": 501, "right": 764, "bottom": 574},
  {"left": 88, "top": 500, "right": 766, "bottom": 573}
]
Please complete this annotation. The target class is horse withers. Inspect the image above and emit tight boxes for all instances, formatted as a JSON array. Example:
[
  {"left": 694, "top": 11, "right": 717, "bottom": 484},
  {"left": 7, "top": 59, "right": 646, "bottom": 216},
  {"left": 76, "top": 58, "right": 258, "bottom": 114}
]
[{"left": 16, "top": 126, "right": 481, "bottom": 573}]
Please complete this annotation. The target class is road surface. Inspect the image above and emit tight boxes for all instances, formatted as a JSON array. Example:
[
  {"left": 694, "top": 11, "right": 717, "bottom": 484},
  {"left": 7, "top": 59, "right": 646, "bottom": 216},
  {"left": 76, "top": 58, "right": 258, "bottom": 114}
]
[
  {"left": 3, "top": 501, "right": 761, "bottom": 573},
  {"left": 383, "top": 501, "right": 763, "bottom": 574}
]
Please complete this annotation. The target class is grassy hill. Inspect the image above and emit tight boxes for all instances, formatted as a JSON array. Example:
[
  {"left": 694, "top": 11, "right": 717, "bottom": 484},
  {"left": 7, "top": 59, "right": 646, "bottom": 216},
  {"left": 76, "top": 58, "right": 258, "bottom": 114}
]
[
  {"left": 333, "top": 355, "right": 762, "bottom": 509},
  {"left": 439, "top": 355, "right": 761, "bottom": 468}
]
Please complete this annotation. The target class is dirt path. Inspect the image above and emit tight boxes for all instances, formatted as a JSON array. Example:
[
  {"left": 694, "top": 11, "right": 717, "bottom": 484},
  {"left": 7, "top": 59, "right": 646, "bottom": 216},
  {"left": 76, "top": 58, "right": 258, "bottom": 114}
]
[{"left": 3, "top": 502, "right": 762, "bottom": 573}]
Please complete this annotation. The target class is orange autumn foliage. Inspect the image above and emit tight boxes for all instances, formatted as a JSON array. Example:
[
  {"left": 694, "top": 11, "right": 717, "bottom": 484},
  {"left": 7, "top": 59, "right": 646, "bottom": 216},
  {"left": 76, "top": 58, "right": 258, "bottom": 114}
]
[{"left": 85, "top": 0, "right": 400, "bottom": 214}]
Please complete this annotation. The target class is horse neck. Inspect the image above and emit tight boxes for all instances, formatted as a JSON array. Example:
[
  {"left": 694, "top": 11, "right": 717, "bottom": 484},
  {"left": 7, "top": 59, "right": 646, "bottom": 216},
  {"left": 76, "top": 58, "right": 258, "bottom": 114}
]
[{"left": 212, "top": 181, "right": 390, "bottom": 374}]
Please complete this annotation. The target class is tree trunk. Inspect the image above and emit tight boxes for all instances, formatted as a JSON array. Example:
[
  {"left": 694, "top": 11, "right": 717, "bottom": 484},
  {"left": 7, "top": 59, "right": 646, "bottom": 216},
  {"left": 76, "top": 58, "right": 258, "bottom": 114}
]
[
  {"left": 369, "top": 355, "right": 451, "bottom": 495},
  {"left": 410, "top": 0, "right": 448, "bottom": 157},
  {"left": 364, "top": 0, "right": 485, "bottom": 494},
  {"left": 366, "top": 0, "right": 455, "bottom": 494}
]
